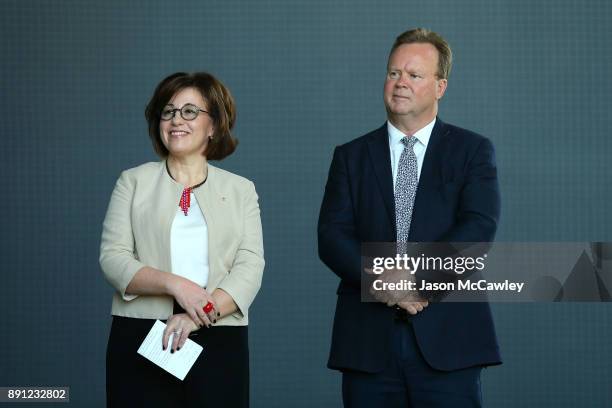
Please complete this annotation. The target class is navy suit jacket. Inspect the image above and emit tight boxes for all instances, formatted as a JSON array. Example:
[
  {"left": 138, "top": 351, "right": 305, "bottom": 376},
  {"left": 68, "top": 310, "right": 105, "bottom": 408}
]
[{"left": 318, "top": 118, "right": 502, "bottom": 372}]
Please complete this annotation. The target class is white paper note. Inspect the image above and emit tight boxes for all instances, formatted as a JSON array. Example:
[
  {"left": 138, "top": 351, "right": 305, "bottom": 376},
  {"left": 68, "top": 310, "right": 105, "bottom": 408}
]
[{"left": 137, "top": 320, "right": 203, "bottom": 381}]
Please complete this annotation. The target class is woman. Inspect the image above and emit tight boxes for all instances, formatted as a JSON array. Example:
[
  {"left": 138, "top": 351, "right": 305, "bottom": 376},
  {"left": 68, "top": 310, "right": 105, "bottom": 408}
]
[{"left": 100, "top": 72, "right": 264, "bottom": 407}]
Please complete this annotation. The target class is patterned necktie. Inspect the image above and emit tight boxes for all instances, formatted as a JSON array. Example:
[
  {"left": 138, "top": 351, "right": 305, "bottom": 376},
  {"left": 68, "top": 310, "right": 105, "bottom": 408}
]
[{"left": 395, "top": 136, "right": 419, "bottom": 246}]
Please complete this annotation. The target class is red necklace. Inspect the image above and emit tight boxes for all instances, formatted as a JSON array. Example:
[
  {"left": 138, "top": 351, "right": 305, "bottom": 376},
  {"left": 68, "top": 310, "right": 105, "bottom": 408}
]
[
  {"left": 166, "top": 161, "right": 207, "bottom": 216},
  {"left": 179, "top": 187, "right": 193, "bottom": 216}
]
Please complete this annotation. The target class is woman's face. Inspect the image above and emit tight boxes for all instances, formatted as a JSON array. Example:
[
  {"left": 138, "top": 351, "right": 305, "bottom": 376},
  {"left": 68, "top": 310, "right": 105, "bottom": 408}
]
[{"left": 160, "top": 87, "right": 214, "bottom": 158}]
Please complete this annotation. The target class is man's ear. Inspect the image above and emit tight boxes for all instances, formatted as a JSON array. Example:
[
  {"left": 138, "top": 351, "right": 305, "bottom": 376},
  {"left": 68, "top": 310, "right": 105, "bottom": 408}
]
[{"left": 436, "top": 78, "right": 448, "bottom": 100}]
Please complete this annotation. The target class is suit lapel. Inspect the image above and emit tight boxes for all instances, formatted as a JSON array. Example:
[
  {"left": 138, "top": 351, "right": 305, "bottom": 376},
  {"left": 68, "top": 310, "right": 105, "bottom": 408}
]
[
  {"left": 409, "top": 118, "right": 450, "bottom": 241},
  {"left": 418, "top": 118, "right": 448, "bottom": 186},
  {"left": 366, "top": 124, "right": 396, "bottom": 234}
]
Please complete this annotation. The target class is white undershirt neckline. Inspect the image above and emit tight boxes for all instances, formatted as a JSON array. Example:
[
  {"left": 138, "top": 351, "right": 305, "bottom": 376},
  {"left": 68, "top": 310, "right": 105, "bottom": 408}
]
[
  {"left": 388, "top": 118, "right": 436, "bottom": 192},
  {"left": 170, "top": 192, "right": 209, "bottom": 288}
]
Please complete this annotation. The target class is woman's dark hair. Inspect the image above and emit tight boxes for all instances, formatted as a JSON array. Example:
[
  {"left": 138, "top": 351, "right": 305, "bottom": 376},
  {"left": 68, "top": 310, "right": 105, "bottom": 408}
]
[{"left": 145, "top": 72, "right": 238, "bottom": 160}]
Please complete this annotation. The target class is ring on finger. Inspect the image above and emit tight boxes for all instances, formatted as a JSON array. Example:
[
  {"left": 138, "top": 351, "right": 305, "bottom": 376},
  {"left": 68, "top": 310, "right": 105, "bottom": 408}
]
[{"left": 203, "top": 302, "right": 214, "bottom": 314}]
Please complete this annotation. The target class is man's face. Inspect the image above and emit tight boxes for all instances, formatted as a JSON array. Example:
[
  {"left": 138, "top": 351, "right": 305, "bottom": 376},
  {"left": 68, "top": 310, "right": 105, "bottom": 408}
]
[{"left": 384, "top": 43, "right": 447, "bottom": 123}]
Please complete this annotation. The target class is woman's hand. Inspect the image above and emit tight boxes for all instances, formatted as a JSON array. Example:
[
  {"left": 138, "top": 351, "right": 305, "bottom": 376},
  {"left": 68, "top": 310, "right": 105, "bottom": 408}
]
[
  {"left": 211, "top": 288, "right": 239, "bottom": 319},
  {"left": 162, "top": 313, "right": 199, "bottom": 353},
  {"left": 169, "top": 277, "right": 219, "bottom": 327}
]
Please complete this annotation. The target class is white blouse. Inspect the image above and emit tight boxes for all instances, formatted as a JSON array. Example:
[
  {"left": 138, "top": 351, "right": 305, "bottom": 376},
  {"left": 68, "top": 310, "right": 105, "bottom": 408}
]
[{"left": 170, "top": 192, "right": 209, "bottom": 287}]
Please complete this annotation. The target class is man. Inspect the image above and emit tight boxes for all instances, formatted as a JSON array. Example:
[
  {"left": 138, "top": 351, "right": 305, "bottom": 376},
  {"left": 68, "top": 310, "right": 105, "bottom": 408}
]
[{"left": 318, "top": 28, "right": 502, "bottom": 407}]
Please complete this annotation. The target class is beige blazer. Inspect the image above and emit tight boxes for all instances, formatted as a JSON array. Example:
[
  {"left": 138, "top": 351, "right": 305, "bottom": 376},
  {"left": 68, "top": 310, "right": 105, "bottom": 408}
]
[{"left": 99, "top": 161, "right": 264, "bottom": 325}]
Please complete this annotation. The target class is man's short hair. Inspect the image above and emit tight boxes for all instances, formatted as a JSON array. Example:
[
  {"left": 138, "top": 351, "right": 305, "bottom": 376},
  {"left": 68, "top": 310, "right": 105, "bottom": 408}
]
[{"left": 390, "top": 28, "right": 452, "bottom": 80}]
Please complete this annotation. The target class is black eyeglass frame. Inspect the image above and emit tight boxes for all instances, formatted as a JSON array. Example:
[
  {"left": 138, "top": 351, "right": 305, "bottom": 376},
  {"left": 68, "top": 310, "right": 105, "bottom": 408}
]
[{"left": 160, "top": 104, "right": 210, "bottom": 121}]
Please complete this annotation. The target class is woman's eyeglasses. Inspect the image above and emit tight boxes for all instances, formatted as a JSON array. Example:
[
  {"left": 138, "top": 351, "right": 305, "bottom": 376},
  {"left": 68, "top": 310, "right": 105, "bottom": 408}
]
[{"left": 160, "top": 104, "right": 209, "bottom": 121}]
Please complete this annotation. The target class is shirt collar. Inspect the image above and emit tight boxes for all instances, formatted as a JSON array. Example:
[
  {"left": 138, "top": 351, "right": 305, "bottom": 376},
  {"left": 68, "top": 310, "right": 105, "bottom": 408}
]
[{"left": 387, "top": 117, "right": 436, "bottom": 149}]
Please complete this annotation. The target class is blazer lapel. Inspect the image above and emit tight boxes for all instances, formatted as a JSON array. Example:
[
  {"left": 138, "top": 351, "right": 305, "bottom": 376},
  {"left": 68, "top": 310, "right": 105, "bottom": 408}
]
[
  {"left": 156, "top": 162, "right": 183, "bottom": 273},
  {"left": 366, "top": 124, "right": 396, "bottom": 234},
  {"left": 409, "top": 117, "right": 450, "bottom": 241}
]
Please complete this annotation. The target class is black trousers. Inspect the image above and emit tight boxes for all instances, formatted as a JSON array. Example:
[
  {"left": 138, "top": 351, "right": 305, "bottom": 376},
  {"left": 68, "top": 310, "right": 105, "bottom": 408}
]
[{"left": 106, "top": 316, "right": 249, "bottom": 408}]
